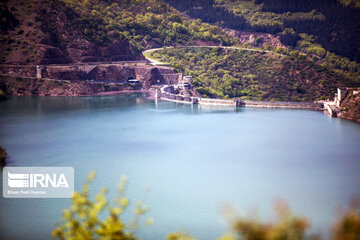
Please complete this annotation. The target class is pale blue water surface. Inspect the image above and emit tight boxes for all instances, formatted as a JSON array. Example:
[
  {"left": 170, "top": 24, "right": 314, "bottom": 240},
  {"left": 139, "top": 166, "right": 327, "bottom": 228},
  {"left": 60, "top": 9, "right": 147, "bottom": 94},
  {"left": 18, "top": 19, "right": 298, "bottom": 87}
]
[{"left": 0, "top": 94, "right": 360, "bottom": 240}]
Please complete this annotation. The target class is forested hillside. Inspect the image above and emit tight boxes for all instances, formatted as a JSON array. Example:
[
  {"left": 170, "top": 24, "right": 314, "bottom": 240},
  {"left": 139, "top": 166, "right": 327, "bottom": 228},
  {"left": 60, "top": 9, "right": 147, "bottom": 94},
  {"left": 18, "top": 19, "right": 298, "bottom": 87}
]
[
  {"left": 0, "top": 0, "right": 236, "bottom": 64},
  {"left": 164, "top": 0, "right": 360, "bottom": 62},
  {"left": 1, "top": 0, "right": 359, "bottom": 102},
  {"left": 152, "top": 47, "right": 359, "bottom": 101},
  {"left": 2, "top": 0, "right": 359, "bottom": 65}
]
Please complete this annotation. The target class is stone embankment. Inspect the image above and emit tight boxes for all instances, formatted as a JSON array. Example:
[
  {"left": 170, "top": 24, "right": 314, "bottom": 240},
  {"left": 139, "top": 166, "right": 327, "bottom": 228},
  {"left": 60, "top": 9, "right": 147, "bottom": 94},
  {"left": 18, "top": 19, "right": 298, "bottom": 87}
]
[
  {"left": 157, "top": 85, "right": 324, "bottom": 110},
  {"left": 0, "top": 62, "right": 181, "bottom": 88},
  {"left": 0, "top": 62, "right": 182, "bottom": 96},
  {"left": 0, "top": 74, "right": 139, "bottom": 96}
]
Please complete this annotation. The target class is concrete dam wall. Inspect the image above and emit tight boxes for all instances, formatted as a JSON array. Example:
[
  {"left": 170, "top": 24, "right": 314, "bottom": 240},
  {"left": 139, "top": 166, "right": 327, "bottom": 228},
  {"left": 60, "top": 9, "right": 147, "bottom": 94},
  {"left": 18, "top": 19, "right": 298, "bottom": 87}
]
[{"left": 159, "top": 85, "right": 324, "bottom": 110}]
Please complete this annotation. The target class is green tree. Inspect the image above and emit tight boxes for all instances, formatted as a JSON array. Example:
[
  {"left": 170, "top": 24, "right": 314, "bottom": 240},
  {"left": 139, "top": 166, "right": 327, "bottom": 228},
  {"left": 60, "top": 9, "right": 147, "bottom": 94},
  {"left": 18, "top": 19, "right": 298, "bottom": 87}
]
[
  {"left": 279, "top": 28, "right": 300, "bottom": 47},
  {"left": 52, "top": 171, "right": 153, "bottom": 240},
  {"left": 332, "top": 200, "right": 360, "bottom": 240}
]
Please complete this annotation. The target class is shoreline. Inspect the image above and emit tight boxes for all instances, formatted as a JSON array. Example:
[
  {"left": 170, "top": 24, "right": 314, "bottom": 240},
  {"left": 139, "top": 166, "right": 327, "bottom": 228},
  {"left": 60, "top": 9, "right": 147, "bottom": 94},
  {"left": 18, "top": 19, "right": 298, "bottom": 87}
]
[
  {"left": 0, "top": 62, "right": 356, "bottom": 121},
  {"left": 1, "top": 85, "right": 357, "bottom": 122},
  {"left": 156, "top": 85, "right": 324, "bottom": 111},
  {"left": 95, "top": 90, "right": 149, "bottom": 96}
]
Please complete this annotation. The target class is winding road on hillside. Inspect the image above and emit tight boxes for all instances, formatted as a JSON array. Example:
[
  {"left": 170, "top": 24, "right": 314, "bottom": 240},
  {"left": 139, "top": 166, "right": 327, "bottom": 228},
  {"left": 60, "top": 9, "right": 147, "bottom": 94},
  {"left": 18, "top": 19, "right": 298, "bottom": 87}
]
[
  {"left": 142, "top": 45, "right": 272, "bottom": 65},
  {"left": 142, "top": 45, "right": 326, "bottom": 112}
]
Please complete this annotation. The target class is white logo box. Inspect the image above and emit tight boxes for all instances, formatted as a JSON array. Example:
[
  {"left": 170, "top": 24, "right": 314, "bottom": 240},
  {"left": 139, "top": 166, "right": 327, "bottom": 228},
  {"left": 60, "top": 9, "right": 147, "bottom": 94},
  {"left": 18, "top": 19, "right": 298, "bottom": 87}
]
[{"left": 3, "top": 167, "right": 74, "bottom": 198}]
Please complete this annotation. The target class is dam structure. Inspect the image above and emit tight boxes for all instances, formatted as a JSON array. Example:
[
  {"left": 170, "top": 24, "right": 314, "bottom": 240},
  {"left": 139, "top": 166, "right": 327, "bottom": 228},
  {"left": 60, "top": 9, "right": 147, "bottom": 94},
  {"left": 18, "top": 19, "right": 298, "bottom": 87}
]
[
  {"left": 144, "top": 47, "right": 324, "bottom": 111},
  {"left": 156, "top": 85, "right": 324, "bottom": 110},
  {"left": 0, "top": 57, "right": 325, "bottom": 111}
]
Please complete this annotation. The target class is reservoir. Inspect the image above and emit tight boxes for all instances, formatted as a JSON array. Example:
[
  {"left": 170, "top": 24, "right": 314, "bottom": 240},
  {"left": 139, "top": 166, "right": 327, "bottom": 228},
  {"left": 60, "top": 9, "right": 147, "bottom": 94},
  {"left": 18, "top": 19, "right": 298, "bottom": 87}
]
[{"left": 0, "top": 94, "right": 360, "bottom": 239}]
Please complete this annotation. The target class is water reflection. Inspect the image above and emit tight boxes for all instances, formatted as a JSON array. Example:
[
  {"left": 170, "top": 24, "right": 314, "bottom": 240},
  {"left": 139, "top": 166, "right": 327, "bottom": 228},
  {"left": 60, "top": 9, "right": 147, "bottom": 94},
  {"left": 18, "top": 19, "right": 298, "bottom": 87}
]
[
  {"left": 153, "top": 100, "right": 246, "bottom": 114},
  {"left": 0, "top": 94, "right": 149, "bottom": 116}
]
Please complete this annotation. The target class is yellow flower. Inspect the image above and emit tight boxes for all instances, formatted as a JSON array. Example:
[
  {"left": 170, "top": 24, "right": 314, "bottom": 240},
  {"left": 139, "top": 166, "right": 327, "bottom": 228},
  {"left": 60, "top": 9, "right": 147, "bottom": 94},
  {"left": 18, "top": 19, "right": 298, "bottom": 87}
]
[
  {"left": 87, "top": 171, "right": 97, "bottom": 182},
  {"left": 146, "top": 218, "right": 155, "bottom": 225},
  {"left": 121, "top": 198, "right": 129, "bottom": 207}
]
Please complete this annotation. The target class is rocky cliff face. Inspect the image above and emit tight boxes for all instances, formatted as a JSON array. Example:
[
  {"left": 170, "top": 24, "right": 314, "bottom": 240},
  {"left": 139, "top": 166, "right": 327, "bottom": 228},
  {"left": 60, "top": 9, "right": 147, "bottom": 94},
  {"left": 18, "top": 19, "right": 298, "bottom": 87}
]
[
  {"left": 0, "top": 0, "right": 140, "bottom": 65},
  {"left": 136, "top": 67, "right": 181, "bottom": 88},
  {"left": 0, "top": 75, "right": 139, "bottom": 96},
  {"left": 338, "top": 91, "right": 360, "bottom": 123},
  {"left": 0, "top": 63, "right": 181, "bottom": 95},
  {"left": 40, "top": 64, "right": 180, "bottom": 89},
  {"left": 227, "top": 30, "right": 284, "bottom": 48}
]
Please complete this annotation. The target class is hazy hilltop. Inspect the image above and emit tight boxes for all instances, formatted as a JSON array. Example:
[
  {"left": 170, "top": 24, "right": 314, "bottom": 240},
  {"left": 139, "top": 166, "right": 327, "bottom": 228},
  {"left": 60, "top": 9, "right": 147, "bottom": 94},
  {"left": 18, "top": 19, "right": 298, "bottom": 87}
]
[{"left": 0, "top": 0, "right": 235, "bottom": 64}]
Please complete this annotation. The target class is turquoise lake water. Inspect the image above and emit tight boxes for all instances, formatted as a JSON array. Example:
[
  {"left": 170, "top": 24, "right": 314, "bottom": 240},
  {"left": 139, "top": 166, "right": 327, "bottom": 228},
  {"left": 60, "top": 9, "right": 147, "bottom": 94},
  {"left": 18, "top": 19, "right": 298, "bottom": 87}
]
[{"left": 0, "top": 94, "right": 360, "bottom": 240}]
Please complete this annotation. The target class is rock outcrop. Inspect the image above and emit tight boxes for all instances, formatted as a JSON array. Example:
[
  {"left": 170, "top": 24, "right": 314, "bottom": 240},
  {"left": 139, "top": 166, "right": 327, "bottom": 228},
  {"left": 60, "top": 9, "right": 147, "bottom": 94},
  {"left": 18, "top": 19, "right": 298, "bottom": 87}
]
[
  {"left": 338, "top": 91, "right": 360, "bottom": 123},
  {"left": 0, "top": 63, "right": 182, "bottom": 95},
  {"left": 227, "top": 30, "right": 284, "bottom": 48},
  {"left": 0, "top": 75, "right": 139, "bottom": 96},
  {"left": 0, "top": 0, "right": 141, "bottom": 65}
]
